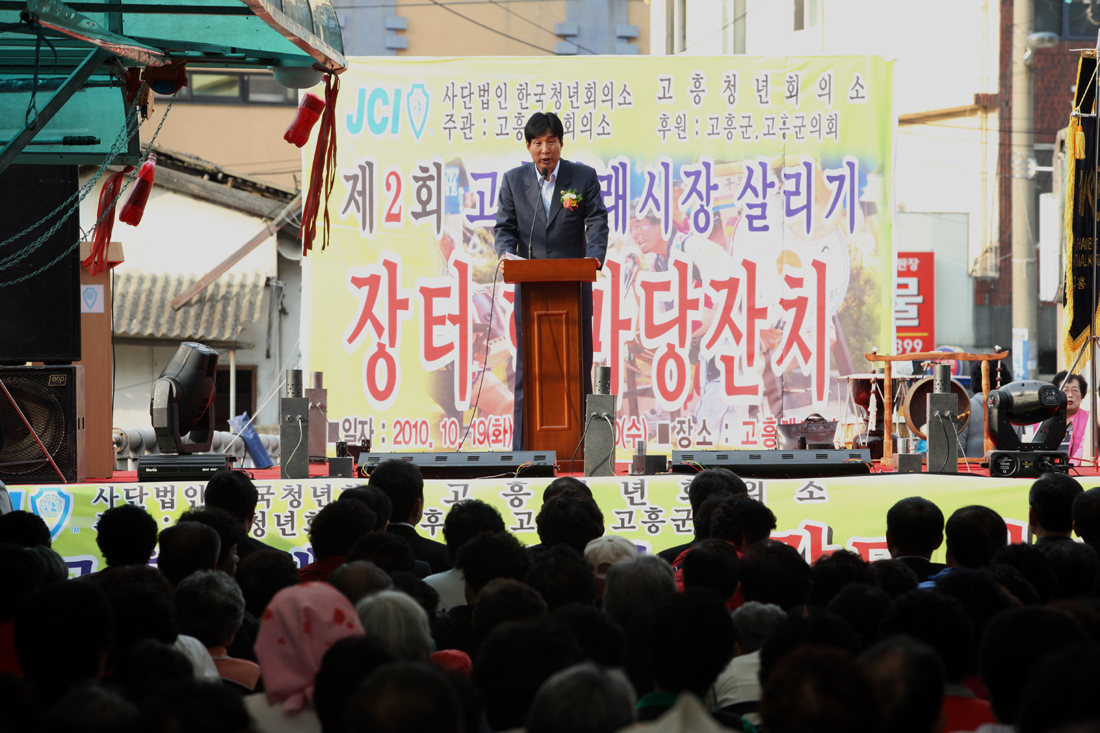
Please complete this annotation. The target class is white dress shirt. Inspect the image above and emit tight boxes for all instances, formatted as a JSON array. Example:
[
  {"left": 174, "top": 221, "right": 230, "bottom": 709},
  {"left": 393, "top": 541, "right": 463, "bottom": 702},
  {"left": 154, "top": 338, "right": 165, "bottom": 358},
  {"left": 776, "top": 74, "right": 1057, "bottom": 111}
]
[{"left": 539, "top": 160, "right": 560, "bottom": 219}]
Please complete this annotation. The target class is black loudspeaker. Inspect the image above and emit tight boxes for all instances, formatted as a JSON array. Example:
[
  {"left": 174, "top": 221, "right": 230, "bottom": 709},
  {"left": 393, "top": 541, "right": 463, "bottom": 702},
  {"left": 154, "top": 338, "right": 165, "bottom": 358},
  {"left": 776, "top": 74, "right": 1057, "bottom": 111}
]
[
  {"left": 0, "top": 165, "right": 81, "bottom": 365},
  {"left": 0, "top": 365, "right": 85, "bottom": 483}
]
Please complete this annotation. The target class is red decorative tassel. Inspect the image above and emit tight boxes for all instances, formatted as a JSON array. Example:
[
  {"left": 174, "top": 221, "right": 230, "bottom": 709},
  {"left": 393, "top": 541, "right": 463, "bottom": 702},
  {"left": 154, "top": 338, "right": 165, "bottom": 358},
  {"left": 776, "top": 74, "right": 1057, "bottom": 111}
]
[
  {"left": 82, "top": 166, "right": 133, "bottom": 276},
  {"left": 300, "top": 73, "right": 340, "bottom": 256},
  {"left": 119, "top": 153, "right": 157, "bottom": 227}
]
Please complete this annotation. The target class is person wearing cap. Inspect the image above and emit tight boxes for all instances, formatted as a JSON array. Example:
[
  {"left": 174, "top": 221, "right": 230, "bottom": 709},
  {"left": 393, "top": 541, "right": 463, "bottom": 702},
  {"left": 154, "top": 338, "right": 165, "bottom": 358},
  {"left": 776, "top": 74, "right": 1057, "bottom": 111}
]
[{"left": 585, "top": 534, "right": 639, "bottom": 600}]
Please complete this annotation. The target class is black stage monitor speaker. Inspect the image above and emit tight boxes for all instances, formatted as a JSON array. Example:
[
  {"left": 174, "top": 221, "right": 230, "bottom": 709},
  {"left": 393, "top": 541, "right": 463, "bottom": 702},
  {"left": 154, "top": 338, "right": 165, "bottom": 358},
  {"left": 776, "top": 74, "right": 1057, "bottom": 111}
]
[
  {"left": 0, "top": 165, "right": 82, "bottom": 365},
  {"left": 358, "top": 451, "right": 557, "bottom": 480},
  {"left": 0, "top": 365, "right": 85, "bottom": 483},
  {"left": 671, "top": 449, "right": 873, "bottom": 479}
]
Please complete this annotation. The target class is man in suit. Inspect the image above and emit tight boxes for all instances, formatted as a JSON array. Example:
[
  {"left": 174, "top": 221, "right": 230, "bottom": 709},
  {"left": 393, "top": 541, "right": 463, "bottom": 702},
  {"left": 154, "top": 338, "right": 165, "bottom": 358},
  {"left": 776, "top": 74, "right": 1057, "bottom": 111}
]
[
  {"left": 494, "top": 111, "right": 609, "bottom": 450},
  {"left": 368, "top": 458, "right": 450, "bottom": 574},
  {"left": 885, "top": 496, "right": 946, "bottom": 582}
]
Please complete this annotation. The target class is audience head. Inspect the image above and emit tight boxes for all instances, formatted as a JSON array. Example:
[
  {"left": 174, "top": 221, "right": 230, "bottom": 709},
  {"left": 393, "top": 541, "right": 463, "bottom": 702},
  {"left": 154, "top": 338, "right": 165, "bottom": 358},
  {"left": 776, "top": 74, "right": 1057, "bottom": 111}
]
[
  {"left": 234, "top": 549, "right": 300, "bottom": 618},
  {"left": 255, "top": 583, "right": 364, "bottom": 712},
  {"left": 542, "top": 476, "right": 592, "bottom": 501},
  {"left": 93, "top": 566, "right": 178, "bottom": 663},
  {"left": 826, "top": 583, "right": 891, "bottom": 651},
  {"left": 1017, "top": 647, "right": 1100, "bottom": 733},
  {"left": 388, "top": 571, "right": 439, "bottom": 619},
  {"left": 869, "top": 558, "right": 920, "bottom": 598},
  {"left": 760, "top": 645, "right": 881, "bottom": 733},
  {"left": 647, "top": 589, "right": 735, "bottom": 696},
  {"left": 157, "top": 521, "right": 220, "bottom": 587},
  {"left": 880, "top": 589, "right": 975, "bottom": 683},
  {"left": 138, "top": 680, "right": 254, "bottom": 733},
  {"left": 1044, "top": 540, "right": 1100, "bottom": 599},
  {"left": 47, "top": 681, "right": 138, "bottom": 733},
  {"left": 202, "top": 470, "right": 258, "bottom": 529},
  {"left": 96, "top": 504, "right": 158, "bottom": 567},
  {"left": 691, "top": 493, "right": 727, "bottom": 540},
  {"left": 945, "top": 505, "right": 1007, "bottom": 568},
  {"left": 526, "top": 662, "right": 636, "bottom": 733},
  {"left": 346, "top": 661, "right": 462, "bottom": 733},
  {"left": 584, "top": 534, "right": 637, "bottom": 598},
  {"left": 687, "top": 468, "right": 747, "bottom": 517},
  {"left": 739, "top": 540, "right": 812, "bottom": 610},
  {"left": 535, "top": 495, "right": 605, "bottom": 555},
  {"left": 328, "top": 560, "right": 393, "bottom": 605},
  {"left": 473, "top": 618, "right": 582, "bottom": 731},
  {"left": 473, "top": 578, "right": 547, "bottom": 639},
  {"left": 0, "top": 542, "right": 45, "bottom": 623},
  {"left": 710, "top": 495, "right": 777, "bottom": 549},
  {"left": 174, "top": 570, "right": 244, "bottom": 649},
  {"left": 934, "top": 568, "right": 1014, "bottom": 642},
  {"left": 314, "top": 635, "right": 399, "bottom": 733},
  {"left": 759, "top": 609, "right": 861, "bottom": 686},
  {"left": 1029, "top": 473, "right": 1084, "bottom": 535},
  {"left": 525, "top": 544, "right": 597, "bottom": 609},
  {"left": 991, "top": 542, "right": 1056, "bottom": 603},
  {"left": 981, "top": 607, "right": 1092, "bottom": 724},
  {"left": 0, "top": 509, "right": 51, "bottom": 548},
  {"left": 354, "top": 590, "right": 431, "bottom": 661},
  {"left": 808, "top": 549, "right": 875, "bottom": 607},
  {"left": 455, "top": 530, "right": 533, "bottom": 599},
  {"left": 886, "top": 497, "right": 944, "bottom": 558},
  {"left": 177, "top": 508, "right": 243, "bottom": 576},
  {"left": 602, "top": 555, "right": 677, "bottom": 637},
  {"left": 1074, "top": 486, "right": 1100, "bottom": 547},
  {"left": 858, "top": 636, "right": 945, "bottom": 733},
  {"left": 552, "top": 603, "right": 627, "bottom": 668},
  {"left": 348, "top": 532, "right": 416, "bottom": 575},
  {"left": 111, "top": 639, "right": 193, "bottom": 703},
  {"left": 308, "top": 500, "right": 375, "bottom": 561},
  {"left": 339, "top": 486, "right": 392, "bottom": 531},
  {"left": 366, "top": 459, "right": 425, "bottom": 525},
  {"left": 441, "top": 498, "right": 505, "bottom": 563},
  {"left": 730, "top": 601, "right": 786, "bottom": 654},
  {"left": 14, "top": 580, "right": 113, "bottom": 708},
  {"left": 681, "top": 538, "right": 740, "bottom": 602}
]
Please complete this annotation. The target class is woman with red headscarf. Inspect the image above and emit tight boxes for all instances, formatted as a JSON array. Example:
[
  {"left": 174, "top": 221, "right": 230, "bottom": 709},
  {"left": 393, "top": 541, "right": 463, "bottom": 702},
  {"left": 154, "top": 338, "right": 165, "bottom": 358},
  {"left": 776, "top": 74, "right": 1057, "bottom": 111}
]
[{"left": 245, "top": 582, "right": 364, "bottom": 733}]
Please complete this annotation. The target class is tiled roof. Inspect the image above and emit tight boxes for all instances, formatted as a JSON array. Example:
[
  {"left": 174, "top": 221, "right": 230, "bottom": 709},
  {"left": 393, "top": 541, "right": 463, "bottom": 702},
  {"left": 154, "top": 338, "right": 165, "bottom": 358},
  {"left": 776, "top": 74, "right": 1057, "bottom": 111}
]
[{"left": 113, "top": 270, "right": 267, "bottom": 341}]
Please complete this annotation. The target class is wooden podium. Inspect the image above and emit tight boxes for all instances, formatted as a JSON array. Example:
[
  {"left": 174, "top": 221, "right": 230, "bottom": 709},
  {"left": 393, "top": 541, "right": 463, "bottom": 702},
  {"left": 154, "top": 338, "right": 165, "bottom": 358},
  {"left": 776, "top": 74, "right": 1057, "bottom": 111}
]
[{"left": 502, "top": 257, "right": 599, "bottom": 471}]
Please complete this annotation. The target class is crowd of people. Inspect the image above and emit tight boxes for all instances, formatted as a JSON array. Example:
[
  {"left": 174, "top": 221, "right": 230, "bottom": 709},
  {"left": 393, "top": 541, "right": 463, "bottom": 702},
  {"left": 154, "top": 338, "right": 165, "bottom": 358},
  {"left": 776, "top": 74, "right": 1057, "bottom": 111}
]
[{"left": 2, "top": 462, "right": 1100, "bottom": 733}]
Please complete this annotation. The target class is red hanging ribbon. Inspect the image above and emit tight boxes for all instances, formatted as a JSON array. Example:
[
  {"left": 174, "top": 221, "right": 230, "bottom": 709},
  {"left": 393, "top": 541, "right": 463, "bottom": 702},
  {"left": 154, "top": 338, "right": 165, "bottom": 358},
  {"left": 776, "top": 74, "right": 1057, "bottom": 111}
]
[
  {"left": 300, "top": 72, "right": 340, "bottom": 256},
  {"left": 82, "top": 166, "right": 133, "bottom": 277}
]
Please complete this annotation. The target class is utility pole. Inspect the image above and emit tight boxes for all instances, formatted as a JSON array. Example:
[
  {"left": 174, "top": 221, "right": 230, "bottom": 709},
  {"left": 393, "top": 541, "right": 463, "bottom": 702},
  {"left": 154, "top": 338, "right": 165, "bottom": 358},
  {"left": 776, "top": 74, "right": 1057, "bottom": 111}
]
[{"left": 1011, "top": 0, "right": 1038, "bottom": 378}]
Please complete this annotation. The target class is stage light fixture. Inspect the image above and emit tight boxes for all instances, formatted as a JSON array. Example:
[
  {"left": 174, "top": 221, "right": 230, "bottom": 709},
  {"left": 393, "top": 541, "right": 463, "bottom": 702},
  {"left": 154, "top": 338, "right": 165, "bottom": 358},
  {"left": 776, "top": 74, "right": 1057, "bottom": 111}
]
[
  {"left": 149, "top": 341, "right": 219, "bottom": 455},
  {"left": 987, "top": 380, "right": 1067, "bottom": 451}
]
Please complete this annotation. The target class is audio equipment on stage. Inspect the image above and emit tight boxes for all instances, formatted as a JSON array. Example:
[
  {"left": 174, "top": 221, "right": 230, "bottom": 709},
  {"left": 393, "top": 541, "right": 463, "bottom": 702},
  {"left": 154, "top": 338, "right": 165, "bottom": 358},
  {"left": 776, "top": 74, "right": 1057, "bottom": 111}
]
[
  {"left": 987, "top": 450, "right": 1069, "bottom": 479},
  {"left": 358, "top": 451, "right": 557, "bottom": 480},
  {"left": 0, "top": 366, "right": 85, "bottom": 483},
  {"left": 280, "top": 370, "right": 309, "bottom": 479},
  {"left": 137, "top": 453, "right": 232, "bottom": 482},
  {"left": 671, "top": 449, "right": 873, "bottom": 479},
  {"left": 0, "top": 165, "right": 82, "bottom": 365}
]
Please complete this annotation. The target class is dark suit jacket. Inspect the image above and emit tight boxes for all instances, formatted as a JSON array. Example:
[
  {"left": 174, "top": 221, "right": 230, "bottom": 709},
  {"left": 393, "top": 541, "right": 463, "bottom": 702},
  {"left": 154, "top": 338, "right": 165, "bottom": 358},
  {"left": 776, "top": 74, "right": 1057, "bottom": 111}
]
[
  {"left": 896, "top": 555, "right": 946, "bottom": 583},
  {"left": 494, "top": 159, "right": 609, "bottom": 449},
  {"left": 388, "top": 523, "right": 451, "bottom": 575},
  {"left": 236, "top": 534, "right": 289, "bottom": 563}
]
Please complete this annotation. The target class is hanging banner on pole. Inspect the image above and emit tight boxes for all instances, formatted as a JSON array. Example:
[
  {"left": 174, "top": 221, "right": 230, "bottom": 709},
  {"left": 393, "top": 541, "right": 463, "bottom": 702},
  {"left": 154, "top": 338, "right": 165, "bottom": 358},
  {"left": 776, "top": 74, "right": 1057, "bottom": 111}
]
[{"left": 303, "top": 56, "right": 895, "bottom": 452}]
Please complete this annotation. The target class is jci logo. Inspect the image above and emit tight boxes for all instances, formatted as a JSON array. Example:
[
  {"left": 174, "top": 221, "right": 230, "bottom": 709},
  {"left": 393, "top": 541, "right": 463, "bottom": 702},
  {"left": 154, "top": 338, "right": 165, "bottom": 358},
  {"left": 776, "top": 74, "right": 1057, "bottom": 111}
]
[
  {"left": 28, "top": 488, "right": 74, "bottom": 541},
  {"left": 346, "top": 82, "right": 429, "bottom": 141}
]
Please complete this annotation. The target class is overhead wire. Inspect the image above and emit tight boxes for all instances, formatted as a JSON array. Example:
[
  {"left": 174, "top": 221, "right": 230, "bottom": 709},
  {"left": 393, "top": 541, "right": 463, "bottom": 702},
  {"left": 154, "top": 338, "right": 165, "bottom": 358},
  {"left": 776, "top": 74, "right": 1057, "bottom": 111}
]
[{"left": 425, "top": 0, "right": 556, "bottom": 53}]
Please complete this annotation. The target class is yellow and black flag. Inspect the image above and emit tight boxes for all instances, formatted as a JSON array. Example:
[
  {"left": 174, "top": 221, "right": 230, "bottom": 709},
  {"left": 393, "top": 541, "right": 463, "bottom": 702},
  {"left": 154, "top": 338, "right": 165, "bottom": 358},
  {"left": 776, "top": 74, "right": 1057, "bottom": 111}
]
[{"left": 1065, "top": 54, "right": 1100, "bottom": 368}]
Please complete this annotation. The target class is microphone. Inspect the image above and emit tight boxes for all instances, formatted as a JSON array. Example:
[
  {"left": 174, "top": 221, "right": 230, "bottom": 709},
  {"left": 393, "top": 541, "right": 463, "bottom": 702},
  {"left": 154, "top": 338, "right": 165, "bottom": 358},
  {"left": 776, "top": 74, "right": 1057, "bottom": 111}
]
[{"left": 527, "top": 166, "right": 548, "bottom": 259}]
